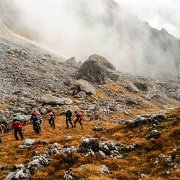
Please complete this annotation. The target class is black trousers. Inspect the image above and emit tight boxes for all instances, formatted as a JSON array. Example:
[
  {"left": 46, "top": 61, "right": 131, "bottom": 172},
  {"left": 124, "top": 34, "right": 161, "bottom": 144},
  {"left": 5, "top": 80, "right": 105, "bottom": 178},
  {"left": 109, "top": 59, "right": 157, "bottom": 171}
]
[
  {"left": 14, "top": 129, "right": 24, "bottom": 140},
  {"left": 49, "top": 118, "right": 55, "bottom": 128},
  {"left": 66, "top": 118, "right": 73, "bottom": 128},
  {"left": 74, "top": 118, "right": 83, "bottom": 128},
  {"left": 33, "top": 122, "right": 41, "bottom": 131}
]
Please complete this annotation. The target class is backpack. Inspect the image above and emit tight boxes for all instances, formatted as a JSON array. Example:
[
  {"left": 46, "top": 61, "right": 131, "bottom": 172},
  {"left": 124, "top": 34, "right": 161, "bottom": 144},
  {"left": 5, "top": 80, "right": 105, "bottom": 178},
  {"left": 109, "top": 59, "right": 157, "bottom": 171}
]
[
  {"left": 31, "top": 115, "right": 39, "bottom": 122},
  {"left": 14, "top": 121, "right": 22, "bottom": 129},
  {"left": 49, "top": 112, "right": 55, "bottom": 119},
  {"left": 78, "top": 112, "right": 84, "bottom": 120},
  {"left": 66, "top": 110, "right": 72, "bottom": 118},
  {"left": 37, "top": 113, "right": 41, "bottom": 120}
]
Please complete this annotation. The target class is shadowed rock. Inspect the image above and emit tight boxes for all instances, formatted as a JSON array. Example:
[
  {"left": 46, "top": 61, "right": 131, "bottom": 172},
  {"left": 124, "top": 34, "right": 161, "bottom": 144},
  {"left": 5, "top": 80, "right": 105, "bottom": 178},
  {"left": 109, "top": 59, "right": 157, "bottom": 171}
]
[{"left": 77, "top": 54, "right": 119, "bottom": 83}]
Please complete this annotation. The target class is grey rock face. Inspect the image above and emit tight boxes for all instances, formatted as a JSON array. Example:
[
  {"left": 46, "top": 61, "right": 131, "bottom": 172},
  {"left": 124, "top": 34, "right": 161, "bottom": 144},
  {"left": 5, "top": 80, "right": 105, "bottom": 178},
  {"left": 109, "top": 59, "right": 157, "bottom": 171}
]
[
  {"left": 127, "top": 82, "right": 139, "bottom": 93},
  {"left": 73, "top": 79, "right": 96, "bottom": 95},
  {"left": 40, "top": 94, "right": 73, "bottom": 105},
  {"left": 65, "top": 57, "right": 76, "bottom": 67},
  {"left": 99, "top": 165, "right": 110, "bottom": 175},
  {"left": 99, "top": 150, "right": 106, "bottom": 158},
  {"left": 64, "top": 170, "right": 74, "bottom": 180},
  {"left": 93, "top": 125, "right": 106, "bottom": 132},
  {"left": 145, "top": 130, "right": 160, "bottom": 139},
  {"left": 79, "top": 138, "right": 100, "bottom": 153},
  {"left": 79, "top": 138, "right": 140, "bottom": 157},
  {"left": 5, "top": 142, "right": 75, "bottom": 180},
  {"left": 77, "top": 54, "right": 119, "bottom": 83},
  {"left": 124, "top": 113, "right": 166, "bottom": 128},
  {"left": 19, "top": 139, "right": 36, "bottom": 149},
  {"left": 165, "top": 149, "right": 179, "bottom": 167},
  {"left": 25, "top": 139, "right": 36, "bottom": 146},
  {"left": 75, "top": 91, "right": 87, "bottom": 98}
]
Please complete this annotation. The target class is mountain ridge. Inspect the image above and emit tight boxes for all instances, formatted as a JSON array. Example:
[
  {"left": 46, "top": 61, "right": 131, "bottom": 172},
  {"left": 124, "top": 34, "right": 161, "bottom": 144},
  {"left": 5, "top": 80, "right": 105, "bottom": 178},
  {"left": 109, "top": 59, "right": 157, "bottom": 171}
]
[{"left": 0, "top": 0, "right": 179, "bottom": 79}]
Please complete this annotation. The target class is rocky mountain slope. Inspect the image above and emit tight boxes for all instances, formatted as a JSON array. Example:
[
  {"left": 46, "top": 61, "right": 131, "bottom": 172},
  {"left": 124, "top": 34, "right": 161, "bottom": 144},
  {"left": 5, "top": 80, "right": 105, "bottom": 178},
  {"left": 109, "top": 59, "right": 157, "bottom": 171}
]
[
  {"left": 0, "top": 10, "right": 179, "bottom": 180},
  {"left": 0, "top": 41, "right": 179, "bottom": 180},
  {"left": 0, "top": 26, "right": 179, "bottom": 117},
  {"left": 0, "top": 0, "right": 180, "bottom": 79}
]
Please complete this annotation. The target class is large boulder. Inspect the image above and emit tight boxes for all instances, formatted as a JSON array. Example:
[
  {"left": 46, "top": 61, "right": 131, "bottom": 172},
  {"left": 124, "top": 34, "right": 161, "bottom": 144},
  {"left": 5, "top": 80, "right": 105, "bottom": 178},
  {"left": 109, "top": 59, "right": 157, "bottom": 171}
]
[
  {"left": 65, "top": 57, "right": 76, "bottom": 67},
  {"left": 71, "top": 79, "right": 96, "bottom": 95},
  {"left": 77, "top": 54, "right": 119, "bottom": 83},
  {"left": 127, "top": 82, "right": 139, "bottom": 93},
  {"left": 40, "top": 94, "right": 73, "bottom": 105},
  {"left": 74, "top": 79, "right": 96, "bottom": 95}
]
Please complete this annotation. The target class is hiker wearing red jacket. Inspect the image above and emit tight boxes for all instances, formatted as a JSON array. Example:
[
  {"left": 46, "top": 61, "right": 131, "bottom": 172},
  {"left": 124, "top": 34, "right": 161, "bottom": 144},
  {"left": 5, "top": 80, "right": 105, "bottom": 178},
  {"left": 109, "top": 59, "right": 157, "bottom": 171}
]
[
  {"left": 0, "top": 124, "right": 3, "bottom": 143},
  {"left": 48, "top": 111, "right": 56, "bottom": 128},
  {"left": 11, "top": 119, "right": 24, "bottom": 140},
  {"left": 74, "top": 111, "right": 84, "bottom": 129}
]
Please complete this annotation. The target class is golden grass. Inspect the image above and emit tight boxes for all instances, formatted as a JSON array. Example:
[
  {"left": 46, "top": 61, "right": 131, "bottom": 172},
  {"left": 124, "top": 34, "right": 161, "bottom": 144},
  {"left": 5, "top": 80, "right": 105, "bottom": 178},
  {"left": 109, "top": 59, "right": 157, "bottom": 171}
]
[
  {"left": 0, "top": 104, "right": 11, "bottom": 110},
  {"left": 0, "top": 107, "right": 179, "bottom": 179}
]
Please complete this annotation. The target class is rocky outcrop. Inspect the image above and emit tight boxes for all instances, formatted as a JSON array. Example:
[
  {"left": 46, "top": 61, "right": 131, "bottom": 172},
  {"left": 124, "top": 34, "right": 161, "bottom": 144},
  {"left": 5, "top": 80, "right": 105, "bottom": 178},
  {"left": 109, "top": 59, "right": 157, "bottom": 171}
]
[
  {"left": 79, "top": 138, "right": 141, "bottom": 158},
  {"left": 5, "top": 142, "right": 78, "bottom": 180},
  {"left": 72, "top": 79, "right": 96, "bottom": 95},
  {"left": 65, "top": 57, "right": 76, "bottom": 67},
  {"left": 145, "top": 130, "right": 161, "bottom": 139},
  {"left": 124, "top": 114, "right": 166, "bottom": 128},
  {"left": 77, "top": 54, "right": 119, "bottom": 83},
  {"left": 5, "top": 155, "right": 49, "bottom": 180},
  {"left": 127, "top": 82, "right": 139, "bottom": 93},
  {"left": 40, "top": 94, "right": 73, "bottom": 105}
]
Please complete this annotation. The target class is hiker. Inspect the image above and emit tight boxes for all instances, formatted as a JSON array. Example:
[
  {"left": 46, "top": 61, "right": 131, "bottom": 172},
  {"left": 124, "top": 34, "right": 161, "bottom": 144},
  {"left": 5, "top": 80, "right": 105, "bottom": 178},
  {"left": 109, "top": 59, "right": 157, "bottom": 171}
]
[
  {"left": 48, "top": 110, "right": 56, "bottom": 128},
  {"left": 30, "top": 111, "right": 42, "bottom": 134},
  {"left": 0, "top": 124, "right": 3, "bottom": 143},
  {"left": 74, "top": 111, "right": 84, "bottom": 129},
  {"left": 0, "top": 119, "right": 9, "bottom": 133},
  {"left": 11, "top": 118, "right": 24, "bottom": 140},
  {"left": 60, "top": 110, "right": 74, "bottom": 129}
]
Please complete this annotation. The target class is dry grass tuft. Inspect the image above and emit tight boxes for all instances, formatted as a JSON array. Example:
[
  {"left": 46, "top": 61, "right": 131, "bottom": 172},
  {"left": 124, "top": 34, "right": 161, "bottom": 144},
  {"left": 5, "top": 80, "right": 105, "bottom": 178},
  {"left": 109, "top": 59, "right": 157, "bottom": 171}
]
[{"left": 0, "top": 104, "right": 11, "bottom": 110}]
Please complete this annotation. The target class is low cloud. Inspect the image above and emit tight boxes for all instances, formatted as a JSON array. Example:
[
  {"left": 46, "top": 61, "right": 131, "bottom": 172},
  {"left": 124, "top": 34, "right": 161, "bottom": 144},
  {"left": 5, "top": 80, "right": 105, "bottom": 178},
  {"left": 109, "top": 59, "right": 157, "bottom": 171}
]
[
  {"left": 115, "top": 0, "right": 180, "bottom": 38},
  {"left": 0, "top": 0, "right": 179, "bottom": 79}
]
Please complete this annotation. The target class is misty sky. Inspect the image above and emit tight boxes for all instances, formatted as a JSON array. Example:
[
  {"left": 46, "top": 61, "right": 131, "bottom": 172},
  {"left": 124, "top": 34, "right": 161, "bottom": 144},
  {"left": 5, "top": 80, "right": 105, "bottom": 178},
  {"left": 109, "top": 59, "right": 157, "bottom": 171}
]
[
  {"left": 2, "top": 0, "right": 178, "bottom": 79},
  {"left": 116, "top": 0, "right": 180, "bottom": 38}
]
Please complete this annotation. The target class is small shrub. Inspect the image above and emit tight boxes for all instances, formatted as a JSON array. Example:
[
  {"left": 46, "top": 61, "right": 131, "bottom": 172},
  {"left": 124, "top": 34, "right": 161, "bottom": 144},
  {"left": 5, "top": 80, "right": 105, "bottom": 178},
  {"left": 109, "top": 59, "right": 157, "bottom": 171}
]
[{"left": 134, "top": 82, "right": 148, "bottom": 91}]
